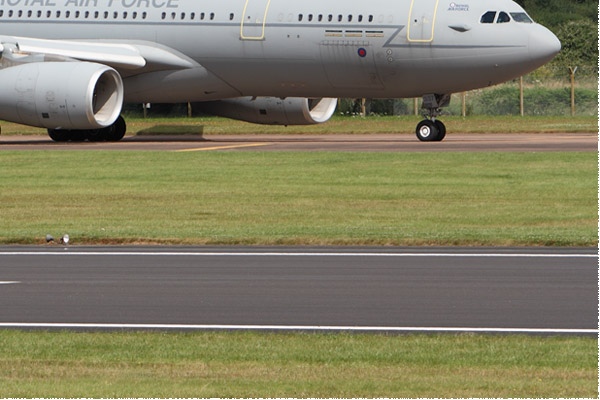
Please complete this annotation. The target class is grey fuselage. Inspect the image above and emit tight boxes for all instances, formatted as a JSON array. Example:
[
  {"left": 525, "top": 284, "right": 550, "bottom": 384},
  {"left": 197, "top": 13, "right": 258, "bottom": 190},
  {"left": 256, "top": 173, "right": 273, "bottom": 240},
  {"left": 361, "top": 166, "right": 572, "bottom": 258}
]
[{"left": 0, "top": 0, "right": 561, "bottom": 103}]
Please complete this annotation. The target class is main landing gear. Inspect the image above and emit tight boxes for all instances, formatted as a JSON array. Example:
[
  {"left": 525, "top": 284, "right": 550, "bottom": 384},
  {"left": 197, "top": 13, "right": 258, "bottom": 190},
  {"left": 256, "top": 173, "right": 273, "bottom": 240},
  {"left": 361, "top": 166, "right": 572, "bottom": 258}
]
[
  {"left": 48, "top": 116, "right": 127, "bottom": 142},
  {"left": 415, "top": 94, "right": 450, "bottom": 142}
]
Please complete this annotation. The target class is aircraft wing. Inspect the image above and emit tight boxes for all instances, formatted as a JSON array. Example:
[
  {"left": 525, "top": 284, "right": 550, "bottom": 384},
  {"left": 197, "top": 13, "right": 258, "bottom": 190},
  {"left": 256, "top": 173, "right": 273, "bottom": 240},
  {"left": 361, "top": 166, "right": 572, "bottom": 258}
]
[{"left": 0, "top": 36, "right": 197, "bottom": 74}]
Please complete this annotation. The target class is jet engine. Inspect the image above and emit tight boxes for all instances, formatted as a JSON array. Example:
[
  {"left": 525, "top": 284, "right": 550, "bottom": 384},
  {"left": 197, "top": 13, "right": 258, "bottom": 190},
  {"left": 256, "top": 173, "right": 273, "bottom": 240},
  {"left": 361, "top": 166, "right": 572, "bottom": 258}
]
[
  {"left": 199, "top": 97, "right": 338, "bottom": 125},
  {"left": 0, "top": 62, "right": 123, "bottom": 130}
]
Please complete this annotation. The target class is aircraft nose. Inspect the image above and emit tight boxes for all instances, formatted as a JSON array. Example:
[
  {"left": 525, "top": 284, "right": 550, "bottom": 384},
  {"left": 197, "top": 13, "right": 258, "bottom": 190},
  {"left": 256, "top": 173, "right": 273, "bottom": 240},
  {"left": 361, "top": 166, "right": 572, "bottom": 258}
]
[{"left": 528, "top": 25, "right": 561, "bottom": 66}]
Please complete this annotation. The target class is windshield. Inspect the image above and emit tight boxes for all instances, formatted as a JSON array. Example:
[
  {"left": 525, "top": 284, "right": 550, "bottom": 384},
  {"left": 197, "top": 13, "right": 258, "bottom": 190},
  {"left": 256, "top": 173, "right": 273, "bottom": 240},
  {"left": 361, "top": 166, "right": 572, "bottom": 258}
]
[{"left": 510, "top": 12, "right": 533, "bottom": 23}]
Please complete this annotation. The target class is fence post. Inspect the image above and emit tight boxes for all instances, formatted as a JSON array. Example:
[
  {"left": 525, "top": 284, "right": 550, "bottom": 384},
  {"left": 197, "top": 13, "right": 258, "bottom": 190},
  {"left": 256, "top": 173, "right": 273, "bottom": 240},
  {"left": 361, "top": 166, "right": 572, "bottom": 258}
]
[
  {"left": 568, "top": 66, "right": 578, "bottom": 117},
  {"left": 519, "top": 76, "right": 524, "bottom": 117}
]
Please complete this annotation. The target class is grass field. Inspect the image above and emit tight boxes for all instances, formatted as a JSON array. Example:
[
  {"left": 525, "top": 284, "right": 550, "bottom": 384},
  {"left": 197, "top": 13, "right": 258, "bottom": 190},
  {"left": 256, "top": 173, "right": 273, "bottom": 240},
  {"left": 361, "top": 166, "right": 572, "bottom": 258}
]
[
  {"left": 0, "top": 151, "right": 596, "bottom": 246},
  {"left": 0, "top": 114, "right": 597, "bottom": 136},
  {"left": 0, "top": 116, "right": 597, "bottom": 397},
  {"left": 0, "top": 331, "right": 596, "bottom": 398}
]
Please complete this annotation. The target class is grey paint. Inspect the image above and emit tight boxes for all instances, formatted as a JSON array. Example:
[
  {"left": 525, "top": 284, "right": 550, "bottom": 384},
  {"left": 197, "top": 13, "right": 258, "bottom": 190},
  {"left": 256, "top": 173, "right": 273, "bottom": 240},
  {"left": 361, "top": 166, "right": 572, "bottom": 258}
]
[{"left": 0, "top": 0, "right": 561, "bottom": 102}]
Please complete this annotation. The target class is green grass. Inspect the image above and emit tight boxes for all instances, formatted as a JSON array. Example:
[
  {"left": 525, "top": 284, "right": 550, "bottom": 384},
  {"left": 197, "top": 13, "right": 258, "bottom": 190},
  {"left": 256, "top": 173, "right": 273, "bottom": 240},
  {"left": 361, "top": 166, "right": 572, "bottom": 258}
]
[
  {"left": 0, "top": 114, "right": 597, "bottom": 135},
  {"left": 0, "top": 331, "right": 596, "bottom": 398},
  {"left": 0, "top": 151, "right": 596, "bottom": 246}
]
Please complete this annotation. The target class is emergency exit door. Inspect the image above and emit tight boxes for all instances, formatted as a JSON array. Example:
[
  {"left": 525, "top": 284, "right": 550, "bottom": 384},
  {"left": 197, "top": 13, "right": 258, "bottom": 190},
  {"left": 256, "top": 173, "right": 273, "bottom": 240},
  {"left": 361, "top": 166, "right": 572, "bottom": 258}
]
[
  {"left": 407, "top": 0, "right": 439, "bottom": 42},
  {"left": 241, "top": 0, "right": 271, "bottom": 40}
]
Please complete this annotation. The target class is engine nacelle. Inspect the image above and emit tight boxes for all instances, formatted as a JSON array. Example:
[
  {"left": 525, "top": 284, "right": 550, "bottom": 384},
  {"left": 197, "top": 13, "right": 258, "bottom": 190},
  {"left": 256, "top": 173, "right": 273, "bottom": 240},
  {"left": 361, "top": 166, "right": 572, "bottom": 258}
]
[
  {"left": 199, "top": 97, "right": 338, "bottom": 125},
  {"left": 0, "top": 62, "right": 123, "bottom": 130}
]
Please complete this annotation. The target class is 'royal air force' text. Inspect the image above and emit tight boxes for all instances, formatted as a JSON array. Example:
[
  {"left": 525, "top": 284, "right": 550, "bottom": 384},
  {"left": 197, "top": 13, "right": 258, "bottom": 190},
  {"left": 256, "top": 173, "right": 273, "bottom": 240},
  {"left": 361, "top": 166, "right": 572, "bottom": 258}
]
[{"left": 0, "top": 0, "right": 179, "bottom": 8}]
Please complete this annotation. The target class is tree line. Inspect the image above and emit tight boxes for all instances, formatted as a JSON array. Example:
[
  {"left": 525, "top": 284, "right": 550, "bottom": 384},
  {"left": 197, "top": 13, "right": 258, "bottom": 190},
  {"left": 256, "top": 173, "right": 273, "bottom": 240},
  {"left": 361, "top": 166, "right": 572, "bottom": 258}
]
[{"left": 516, "top": 0, "right": 598, "bottom": 76}]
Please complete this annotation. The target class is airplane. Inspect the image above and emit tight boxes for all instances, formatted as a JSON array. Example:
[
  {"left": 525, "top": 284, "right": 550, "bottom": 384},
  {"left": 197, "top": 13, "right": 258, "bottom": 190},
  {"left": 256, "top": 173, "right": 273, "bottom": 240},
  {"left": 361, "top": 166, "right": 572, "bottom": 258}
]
[{"left": 0, "top": 0, "right": 561, "bottom": 142}]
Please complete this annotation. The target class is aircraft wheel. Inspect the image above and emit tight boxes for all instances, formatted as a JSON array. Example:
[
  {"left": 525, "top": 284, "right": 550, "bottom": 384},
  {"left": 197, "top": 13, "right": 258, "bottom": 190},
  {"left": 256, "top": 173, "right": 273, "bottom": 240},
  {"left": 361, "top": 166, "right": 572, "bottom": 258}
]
[
  {"left": 85, "top": 129, "right": 105, "bottom": 142},
  {"left": 105, "top": 116, "right": 127, "bottom": 142},
  {"left": 434, "top": 120, "right": 446, "bottom": 142},
  {"left": 48, "top": 129, "right": 70, "bottom": 142},
  {"left": 47, "top": 129, "right": 86, "bottom": 142},
  {"left": 416, "top": 120, "right": 439, "bottom": 142}
]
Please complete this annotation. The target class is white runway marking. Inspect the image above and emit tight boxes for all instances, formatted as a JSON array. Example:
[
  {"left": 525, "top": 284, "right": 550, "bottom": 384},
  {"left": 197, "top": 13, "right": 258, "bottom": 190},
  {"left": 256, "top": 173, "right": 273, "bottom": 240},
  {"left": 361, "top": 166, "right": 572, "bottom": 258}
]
[
  {"left": 0, "top": 281, "right": 20, "bottom": 285},
  {"left": 0, "top": 323, "right": 595, "bottom": 335},
  {"left": 0, "top": 251, "right": 596, "bottom": 258}
]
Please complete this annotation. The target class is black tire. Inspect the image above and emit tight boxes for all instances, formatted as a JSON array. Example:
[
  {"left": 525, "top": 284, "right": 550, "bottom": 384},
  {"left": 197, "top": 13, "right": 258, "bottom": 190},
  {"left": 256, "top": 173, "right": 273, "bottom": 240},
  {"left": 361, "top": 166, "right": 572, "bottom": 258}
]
[
  {"left": 416, "top": 120, "right": 439, "bottom": 142},
  {"left": 434, "top": 120, "right": 446, "bottom": 142},
  {"left": 48, "top": 129, "right": 70, "bottom": 142},
  {"left": 47, "top": 129, "right": 86, "bottom": 142},
  {"left": 105, "top": 116, "right": 127, "bottom": 141},
  {"left": 85, "top": 129, "right": 105, "bottom": 142}
]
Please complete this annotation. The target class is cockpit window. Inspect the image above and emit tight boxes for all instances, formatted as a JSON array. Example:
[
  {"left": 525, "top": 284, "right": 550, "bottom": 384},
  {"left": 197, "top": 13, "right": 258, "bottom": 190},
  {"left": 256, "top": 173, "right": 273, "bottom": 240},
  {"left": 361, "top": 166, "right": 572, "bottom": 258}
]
[
  {"left": 510, "top": 12, "right": 533, "bottom": 23},
  {"left": 480, "top": 11, "right": 496, "bottom": 23},
  {"left": 497, "top": 12, "right": 511, "bottom": 23}
]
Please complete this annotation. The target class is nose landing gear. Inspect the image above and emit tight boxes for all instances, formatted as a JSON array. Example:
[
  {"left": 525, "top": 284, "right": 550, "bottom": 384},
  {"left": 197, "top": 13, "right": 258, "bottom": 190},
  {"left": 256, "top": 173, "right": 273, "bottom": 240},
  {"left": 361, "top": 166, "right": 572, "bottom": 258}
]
[{"left": 415, "top": 94, "right": 450, "bottom": 142}]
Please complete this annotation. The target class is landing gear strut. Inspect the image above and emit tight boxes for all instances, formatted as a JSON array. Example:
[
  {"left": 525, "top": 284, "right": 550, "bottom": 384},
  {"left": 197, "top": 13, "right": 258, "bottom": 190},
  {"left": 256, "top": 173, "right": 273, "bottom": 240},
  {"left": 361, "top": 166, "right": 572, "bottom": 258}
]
[
  {"left": 415, "top": 94, "right": 450, "bottom": 142},
  {"left": 48, "top": 116, "right": 127, "bottom": 142}
]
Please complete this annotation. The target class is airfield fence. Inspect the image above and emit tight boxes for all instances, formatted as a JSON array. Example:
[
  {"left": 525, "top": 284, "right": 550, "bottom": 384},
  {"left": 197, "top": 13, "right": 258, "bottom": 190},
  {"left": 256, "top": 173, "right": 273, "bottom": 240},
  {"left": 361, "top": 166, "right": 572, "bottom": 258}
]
[{"left": 342, "top": 65, "right": 598, "bottom": 117}]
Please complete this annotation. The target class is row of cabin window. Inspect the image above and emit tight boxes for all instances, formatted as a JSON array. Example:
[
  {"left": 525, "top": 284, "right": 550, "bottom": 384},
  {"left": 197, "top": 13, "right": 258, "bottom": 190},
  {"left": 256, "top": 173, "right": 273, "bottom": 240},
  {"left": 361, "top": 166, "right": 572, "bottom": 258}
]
[
  {"left": 0, "top": 9, "right": 221, "bottom": 21},
  {"left": 297, "top": 14, "right": 375, "bottom": 23},
  {"left": 0, "top": 9, "right": 152, "bottom": 19},
  {"left": 0, "top": 9, "right": 377, "bottom": 24}
]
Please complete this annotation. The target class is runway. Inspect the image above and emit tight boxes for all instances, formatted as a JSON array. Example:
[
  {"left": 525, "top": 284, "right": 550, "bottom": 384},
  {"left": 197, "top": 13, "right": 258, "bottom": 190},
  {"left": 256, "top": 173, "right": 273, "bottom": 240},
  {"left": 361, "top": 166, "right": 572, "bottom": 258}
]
[
  {"left": 0, "top": 246, "right": 596, "bottom": 334},
  {"left": 0, "top": 133, "right": 596, "bottom": 152}
]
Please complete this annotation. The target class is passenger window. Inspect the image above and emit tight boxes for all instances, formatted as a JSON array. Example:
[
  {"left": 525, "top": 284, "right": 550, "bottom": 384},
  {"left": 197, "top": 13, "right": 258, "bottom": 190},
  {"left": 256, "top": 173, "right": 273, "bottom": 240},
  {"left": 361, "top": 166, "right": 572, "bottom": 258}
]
[
  {"left": 497, "top": 12, "right": 510, "bottom": 23},
  {"left": 480, "top": 11, "right": 496, "bottom": 24}
]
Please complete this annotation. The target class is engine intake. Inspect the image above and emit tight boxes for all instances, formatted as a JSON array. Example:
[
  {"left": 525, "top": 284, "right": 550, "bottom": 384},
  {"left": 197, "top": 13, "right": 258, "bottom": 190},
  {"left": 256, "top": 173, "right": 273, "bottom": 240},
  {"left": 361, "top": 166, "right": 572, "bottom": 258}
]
[{"left": 0, "top": 62, "right": 123, "bottom": 129}]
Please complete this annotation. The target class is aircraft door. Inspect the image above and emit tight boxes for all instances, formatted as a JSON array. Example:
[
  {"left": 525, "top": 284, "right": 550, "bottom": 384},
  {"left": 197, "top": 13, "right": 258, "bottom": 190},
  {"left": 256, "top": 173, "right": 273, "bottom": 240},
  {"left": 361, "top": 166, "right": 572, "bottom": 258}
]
[
  {"left": 241, "top": 0, "right": 271, "bottom": 40},
  {"left": 407, "top": 0, "right": 439, "bottom": 42}
]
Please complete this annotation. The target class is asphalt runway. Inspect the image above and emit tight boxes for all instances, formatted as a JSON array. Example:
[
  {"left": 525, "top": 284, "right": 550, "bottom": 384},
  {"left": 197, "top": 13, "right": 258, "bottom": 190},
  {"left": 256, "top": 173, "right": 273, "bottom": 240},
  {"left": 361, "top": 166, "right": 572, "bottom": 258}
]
[
  {"left": 0, "top": 247, "right": 596, "bottom": 334},
  {"left": 0, "top": 133, "right": 596, "bottom": 152}
]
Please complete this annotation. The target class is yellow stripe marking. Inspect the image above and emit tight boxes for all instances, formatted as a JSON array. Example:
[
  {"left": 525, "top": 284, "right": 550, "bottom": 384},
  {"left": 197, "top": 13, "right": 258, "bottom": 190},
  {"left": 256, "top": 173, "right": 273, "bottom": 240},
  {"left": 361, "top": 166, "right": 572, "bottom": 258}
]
[{"left": 176, "top": 143, "right": 272, "bottom": 152}]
